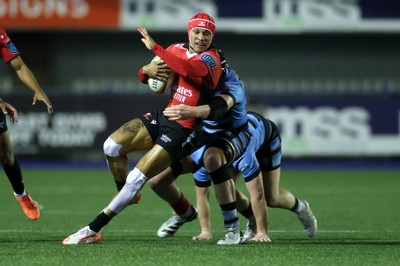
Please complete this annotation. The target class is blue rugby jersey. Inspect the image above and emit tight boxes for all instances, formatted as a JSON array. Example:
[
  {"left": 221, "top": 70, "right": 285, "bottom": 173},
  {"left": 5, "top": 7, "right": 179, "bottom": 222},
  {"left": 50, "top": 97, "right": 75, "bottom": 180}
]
[{"left": 201, "top": 67, "right": 248, "bottom": 134}]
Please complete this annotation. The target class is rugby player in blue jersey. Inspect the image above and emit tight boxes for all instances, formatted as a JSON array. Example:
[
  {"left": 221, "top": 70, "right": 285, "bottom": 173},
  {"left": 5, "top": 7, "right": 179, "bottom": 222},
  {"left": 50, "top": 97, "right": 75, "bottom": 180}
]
[
  {"left": 150, "top": 58, "right": 317, "bottom": 244},
  {"left": 149, "top": 52, "right": 267, "bottom": 244}
]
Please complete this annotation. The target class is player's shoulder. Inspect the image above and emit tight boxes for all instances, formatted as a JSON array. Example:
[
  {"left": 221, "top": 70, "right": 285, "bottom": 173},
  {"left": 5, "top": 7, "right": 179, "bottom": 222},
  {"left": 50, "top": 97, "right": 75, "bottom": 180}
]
[
  {"left": 0, "top": 28, "right": 6, "bottom": 35},
  {"left": 201, "top": 47, "right": 220, "bottom": 58},
  {"left": 199, "top": 48, "right": 221, "bottom": 69}
]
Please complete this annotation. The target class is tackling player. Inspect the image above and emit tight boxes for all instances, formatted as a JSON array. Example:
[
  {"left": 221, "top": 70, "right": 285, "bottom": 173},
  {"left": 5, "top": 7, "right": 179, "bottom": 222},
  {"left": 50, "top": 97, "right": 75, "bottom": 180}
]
[
  {"left": 0, "top": 28, "right": 53, "bottom": 221},
  {"left": 149, "top": 53, "right": 317, "bottom": 242},
  {"left": 155, "top": 107, "right": 318, "bottom": 242}
]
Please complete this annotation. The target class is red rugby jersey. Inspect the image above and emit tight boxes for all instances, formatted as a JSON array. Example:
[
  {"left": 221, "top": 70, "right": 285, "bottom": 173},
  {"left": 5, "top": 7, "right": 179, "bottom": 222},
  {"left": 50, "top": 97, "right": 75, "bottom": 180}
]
[
  {"left": 0, "top": 28, "right": 19, "bottom": 63},
  {"left": 139, "top": 43, "right": 221, "bottom": 129}
]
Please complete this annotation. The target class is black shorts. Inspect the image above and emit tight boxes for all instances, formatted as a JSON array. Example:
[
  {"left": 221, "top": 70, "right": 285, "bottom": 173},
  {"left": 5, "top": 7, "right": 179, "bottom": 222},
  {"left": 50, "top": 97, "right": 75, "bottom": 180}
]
[
  {"left": 0, "top": 113, "right": 8, "bottom": 133},
  {"left": 139, "top": 108, "right": 200, "bottom": 162}
]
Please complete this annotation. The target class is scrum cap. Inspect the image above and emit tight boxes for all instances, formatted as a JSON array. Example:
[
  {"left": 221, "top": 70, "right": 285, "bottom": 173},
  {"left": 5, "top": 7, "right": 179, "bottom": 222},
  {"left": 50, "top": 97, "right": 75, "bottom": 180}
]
[{"left": 188, "top": 12, "right": 216, "bottom": 41}]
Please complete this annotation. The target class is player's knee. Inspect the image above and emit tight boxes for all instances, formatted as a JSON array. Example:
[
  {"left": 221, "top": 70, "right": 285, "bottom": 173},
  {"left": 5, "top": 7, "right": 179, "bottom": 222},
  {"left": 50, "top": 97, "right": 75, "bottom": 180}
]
[
  {"left": 103, "top": 137, "right": 122, "bottom": 157},
  {"left": 203, "top": 147, "right": 225, "bottom": 172},
  {"left": 125, "top": 168, "right": 147, "bottom": 190}
]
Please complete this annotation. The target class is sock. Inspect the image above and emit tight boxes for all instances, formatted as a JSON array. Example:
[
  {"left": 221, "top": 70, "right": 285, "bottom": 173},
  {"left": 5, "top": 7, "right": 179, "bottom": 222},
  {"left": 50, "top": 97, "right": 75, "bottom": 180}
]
[
  {"left": 291, "top": 198, "right": 306, "bottom": 214},
  {"left": 220, "top": 202, "right": 239, "bottom": 231},
  {"left": 88, "top": 212, "right": 112, "bottom": 232},
  {"left": 171, "top": 193, "right": 191, "bottom": 216},
  {"left": 239, "top": 203, "right": 254, "bottom": 219},
  {"left": 4, "top": 158, "right": 25, "bottom": 195}
]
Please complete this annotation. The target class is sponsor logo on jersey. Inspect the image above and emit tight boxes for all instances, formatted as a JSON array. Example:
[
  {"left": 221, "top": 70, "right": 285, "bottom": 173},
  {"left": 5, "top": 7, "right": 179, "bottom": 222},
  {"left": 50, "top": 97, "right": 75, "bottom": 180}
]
[
  {"left": 201, "top": 53, "right": 216, "bottom": 68},
  {"left": 172, "top": 85, "right": 193, "bottom": 103},
  {"left": 175, "top": 86, "right": 193, "bottom": 97},
  {"left": 160, "top": 134, "right": 172, "bottom": 143},
  {"left": 151, "top": 119, "right": 157, "bottom": 125},
  {"left": 6, "top": 41, "right": 18, "bottom": 54}
]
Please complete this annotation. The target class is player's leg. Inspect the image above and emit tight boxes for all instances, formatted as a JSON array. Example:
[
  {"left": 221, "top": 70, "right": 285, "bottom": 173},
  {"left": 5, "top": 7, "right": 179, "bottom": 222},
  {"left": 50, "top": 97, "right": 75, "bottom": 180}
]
[
  {"left": 0, "top": 128, "right": 39, "bottom": 221},
  {"left": 149, "top": 166, "right": 182, "bottom": 204},
  {"left": 261, "top": 118, "right": 317, "bottom": 237},
  {"left": 104, "top": 144, "right": 173, "bottom": 216},
  {"left": 104, "top": 117, "right": 154, "bottom": 190},
  {"left": 203, "top": 147, "right": 241, "bottom": 245},
  {"left": 149, "top": 157, "right": 198, "bottom": 238},
  {"left": 63, "top": 144, "right": 173, "bottom": 245},
  {"left": 149, "top": 156, "right": 197, "bottom": 203},
  {"left": 263, "top": 168, "right": 317, "bottom": 237},
  {"left": 263, "top": 168, "right": 296, "bottom": 209},
  {"left": 232, "top": 172, "right": 257, "bottom": 242}
]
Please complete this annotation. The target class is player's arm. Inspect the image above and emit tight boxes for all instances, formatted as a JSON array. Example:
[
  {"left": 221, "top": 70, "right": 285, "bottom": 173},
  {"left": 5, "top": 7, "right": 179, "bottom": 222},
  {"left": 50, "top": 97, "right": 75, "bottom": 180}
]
[
  {"left": 10, "top": 56, "right": 53, "bottom": 114},
  {"left": 163, "top": 94, "right": 233, "bottom": 121}
]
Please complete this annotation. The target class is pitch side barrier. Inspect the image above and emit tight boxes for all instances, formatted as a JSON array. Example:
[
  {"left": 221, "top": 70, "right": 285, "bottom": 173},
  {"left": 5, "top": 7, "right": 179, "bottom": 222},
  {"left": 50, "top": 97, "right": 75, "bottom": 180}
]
[{"left": 6, "top": 94, "right": 400, "bottom": 160}]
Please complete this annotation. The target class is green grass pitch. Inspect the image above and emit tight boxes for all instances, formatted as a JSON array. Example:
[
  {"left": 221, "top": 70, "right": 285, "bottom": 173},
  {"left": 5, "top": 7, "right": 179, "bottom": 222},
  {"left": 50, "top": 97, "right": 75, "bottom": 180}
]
[{"left": 0, "top": 167, "right": 399, "bottom": 265}]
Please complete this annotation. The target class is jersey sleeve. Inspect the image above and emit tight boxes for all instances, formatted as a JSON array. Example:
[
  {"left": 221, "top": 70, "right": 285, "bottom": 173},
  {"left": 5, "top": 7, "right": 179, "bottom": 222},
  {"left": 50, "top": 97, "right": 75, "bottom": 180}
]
[
  {"left": 201, "top": 49, "right": 222, "bottom": 90},
  {"left": 138, "top": 67, "right": 148, "bottom": 84},
  {"left": 0, "top": 28, "right": 20, "bottom": 63}
]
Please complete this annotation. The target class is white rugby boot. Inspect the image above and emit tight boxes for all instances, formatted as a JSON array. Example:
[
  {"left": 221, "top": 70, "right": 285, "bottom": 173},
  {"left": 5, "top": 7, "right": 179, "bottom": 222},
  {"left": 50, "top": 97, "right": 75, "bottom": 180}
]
[
  {"left": 62, "top": 226, "right": 102, "bottom": 245},
  {"left": 241, "top": 217, "right": 256, "bottom": 243},
  {"left": 157, "top": 206, "right": 198, "bottom": 238},
  {"left": 297, "top": 200, "right": 317, "bottom": 237},
  {"left": 217, "top": 227, "right": 242, "bottom": 245}
]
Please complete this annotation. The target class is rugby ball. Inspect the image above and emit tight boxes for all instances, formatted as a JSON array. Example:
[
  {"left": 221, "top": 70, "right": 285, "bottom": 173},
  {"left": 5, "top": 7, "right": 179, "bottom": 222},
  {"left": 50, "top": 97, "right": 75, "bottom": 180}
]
[{"left": 148, "top": 56, "right": 175, "bottom": 94}]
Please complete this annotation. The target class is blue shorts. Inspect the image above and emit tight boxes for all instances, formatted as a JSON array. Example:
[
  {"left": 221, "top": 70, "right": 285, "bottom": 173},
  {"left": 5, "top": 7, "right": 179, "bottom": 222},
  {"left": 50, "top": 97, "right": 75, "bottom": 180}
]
[{"left": 193, "top": 112, "right": 282, "bottom": 186}]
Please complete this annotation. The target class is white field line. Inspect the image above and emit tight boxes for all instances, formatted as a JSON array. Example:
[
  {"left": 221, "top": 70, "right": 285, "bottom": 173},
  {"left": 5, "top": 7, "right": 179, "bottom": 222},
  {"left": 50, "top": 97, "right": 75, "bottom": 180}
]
[{"left": 0, "top": 229, "right": 371, "bottom": 234}]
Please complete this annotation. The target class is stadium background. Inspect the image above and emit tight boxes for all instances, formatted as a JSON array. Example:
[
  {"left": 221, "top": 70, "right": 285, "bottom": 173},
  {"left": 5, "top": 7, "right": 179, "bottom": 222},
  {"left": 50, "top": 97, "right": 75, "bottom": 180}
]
[{"left": 1, "top": 0, "right": 399, "bottom": 165}]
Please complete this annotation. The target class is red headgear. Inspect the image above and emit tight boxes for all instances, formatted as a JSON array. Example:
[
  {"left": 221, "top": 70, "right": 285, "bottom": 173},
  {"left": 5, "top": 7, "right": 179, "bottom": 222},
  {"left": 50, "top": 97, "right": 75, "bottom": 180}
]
[{"left": 187, "top": 12, "right": 216, "bottom": 43}]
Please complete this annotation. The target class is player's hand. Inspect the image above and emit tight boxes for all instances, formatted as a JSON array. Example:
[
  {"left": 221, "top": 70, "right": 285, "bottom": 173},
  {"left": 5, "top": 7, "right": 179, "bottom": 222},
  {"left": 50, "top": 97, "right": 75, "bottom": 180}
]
[
  {"left": 33, "top": 90, "right": 54, "bottom": 114},
  {"left": 250, "top": 233, "right": 272, "bottom": 242},
  {"left": 138, "top": 25, "right": 156, "bottom": 50},
  {"left": 163, "top": 104, "right": 197, "bottom": 121},
  {"left": 143, "top": 61, "right": 171, "bottom": 82},
  {"left": 192, "top": 231, "right": 212, "bottom": 241},
  {"left": 0, "top": 100, "right": 19, "bottom": 123}
]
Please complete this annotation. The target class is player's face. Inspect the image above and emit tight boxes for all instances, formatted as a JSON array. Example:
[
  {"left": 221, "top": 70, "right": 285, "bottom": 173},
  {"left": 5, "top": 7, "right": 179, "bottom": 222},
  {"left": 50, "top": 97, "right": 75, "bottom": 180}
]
[{"left": 189, "top": 28, "right": 213, "bottom": 53}]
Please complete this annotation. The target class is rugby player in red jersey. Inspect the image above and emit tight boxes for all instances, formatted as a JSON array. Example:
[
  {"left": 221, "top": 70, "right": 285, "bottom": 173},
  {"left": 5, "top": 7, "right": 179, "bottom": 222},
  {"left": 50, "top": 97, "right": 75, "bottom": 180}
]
[
  {"left": 1, "top": 28, "right": 53, "bottom": 221},
  {"left": 63, "top": 13, "right": 224, "bottom": 244}
]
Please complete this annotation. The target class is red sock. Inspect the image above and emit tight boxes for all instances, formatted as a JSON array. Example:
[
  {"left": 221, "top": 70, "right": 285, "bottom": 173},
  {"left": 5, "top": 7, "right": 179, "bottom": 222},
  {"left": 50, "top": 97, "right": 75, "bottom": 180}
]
[{"left": 171, "top": 193, "right": 190, "bottom": 216}]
